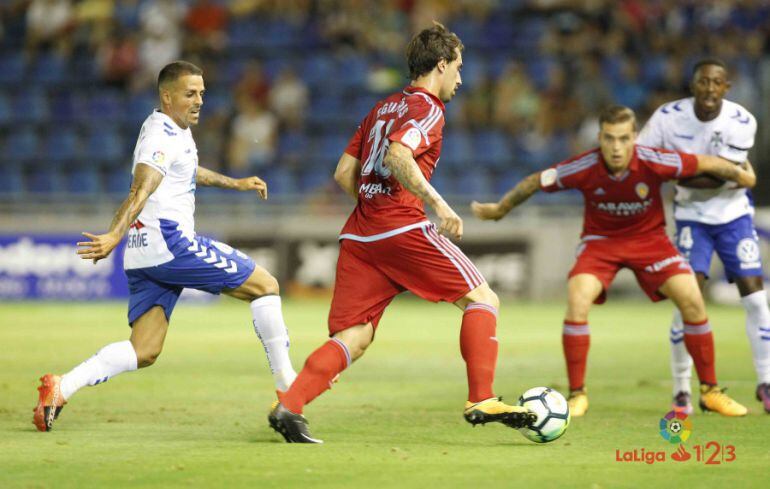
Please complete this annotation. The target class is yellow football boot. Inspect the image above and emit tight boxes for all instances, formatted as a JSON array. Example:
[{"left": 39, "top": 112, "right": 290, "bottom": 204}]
[
  {"left": 567, "top": 388, "right": 589, "bottom": 417},
  {"left": 464, "top": 397, "right": 537, "bottom": 428},
  {"left": 699, "top": 385, "right": 747, "bottom": 417}
]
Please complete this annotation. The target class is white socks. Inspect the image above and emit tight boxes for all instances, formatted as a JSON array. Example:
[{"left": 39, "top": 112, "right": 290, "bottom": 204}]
[
  {"left": 740, "top": 290, "right": 770, "bottom": 385},
  {"left": 59, "top": 340, "right": 138, "bottom": 400},
  {"left": 250, "top": 295, "right": 297, "bottom": 391},
  {"left": 669, "top": 309, "right": 693, "bottom": 395}
]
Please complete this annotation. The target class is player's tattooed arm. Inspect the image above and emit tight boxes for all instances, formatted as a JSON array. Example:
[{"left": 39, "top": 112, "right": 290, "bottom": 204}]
[
  {"left": 695, "top": 155, "right": 756, "bottom": 188},
  {"left": 196, "top": 166, "right": 267, "bottom": 199},
  {"left": 471, "top": 172, "right": 541, "bottom": 221},
  {"left": 385, "top": 142, "right": 463, "bottom": 239},
  {"left": 76, "top": 163, "right": 164, "bottom": 263},
  {"left": 333, "top": 153, "right": 361, "bottom": 200}
]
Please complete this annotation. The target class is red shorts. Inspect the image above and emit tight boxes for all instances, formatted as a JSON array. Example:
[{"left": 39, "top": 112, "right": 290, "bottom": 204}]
[
  {"left": 328, "top": 224, "right": 485, "bottom": 335},
  {"left": 569, "top": 232, "right": 692, "bottom": 304}
]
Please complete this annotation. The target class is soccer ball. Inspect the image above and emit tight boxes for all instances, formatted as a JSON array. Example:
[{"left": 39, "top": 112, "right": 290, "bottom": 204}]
[{"left": 517, "top": 387, "right": 570, "bottom": 443}]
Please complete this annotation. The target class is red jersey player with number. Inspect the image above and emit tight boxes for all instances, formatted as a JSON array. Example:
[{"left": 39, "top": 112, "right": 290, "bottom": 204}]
[
  {"left": 472, "top": 106, "right": 753, "bottom": 418},
  {"left": 268, "top": 23, "right": 536, "bottom": 443}
]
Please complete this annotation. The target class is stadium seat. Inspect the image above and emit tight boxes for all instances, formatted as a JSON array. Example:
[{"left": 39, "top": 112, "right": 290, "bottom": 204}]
[
  {"left": 260, "top": 167, "right": 297, "bottom": 195},
  {"left": 25, "top": 165, "right": 64, "bottom": 194},
  {"left": 127, "top": 91, "right": 157, "bottom": 125},
  {"left": 105, "top": 168, "right": 132, "bottom": 195},
  {"left": 43, "top": 129, "right": 80, "bottom": 166},
  {"left": 87, "top": 91, "right": 125, "bottom": 123},
  {"left": 11, "top": 89, "right": 49, "bottom": 125},
  {"left": 473, "top": 131, "right": 511, "bottom": 170},
  {"left": 5, "top": 129, "right": 40, "bottom": 164},
  {"left": 0, "top": 162, "right": 23, "bottom": 198},
  {"left": 84, "top": 126, "right": 124, "bottom": 164},
  {"left": 0, "top": 92, "right": 11, "bottom": 127},
  {"left": 64, "top": 166, "right": 101, "bottom": 195},
  {"left": 49, "top": 91, "right": 79, "bottom": 125},
  {"left": 29, "top": 53, "right": 68, "bottom": 86},
  {"left": 441, "top": 131, "right": 473, "bottom": 171},
  {"left": 0, "top": 52, "right": 26, "bottom": 85}
]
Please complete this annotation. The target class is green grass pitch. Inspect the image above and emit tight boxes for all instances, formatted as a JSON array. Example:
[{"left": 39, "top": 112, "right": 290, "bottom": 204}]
[{"left": 1, "top": 297, "right": 768, "bottom": 488}]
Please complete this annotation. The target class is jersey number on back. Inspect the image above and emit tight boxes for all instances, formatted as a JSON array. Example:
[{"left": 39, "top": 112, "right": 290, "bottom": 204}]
[{"left": 361, "top": 119, "right": 394, "bottom": 178}]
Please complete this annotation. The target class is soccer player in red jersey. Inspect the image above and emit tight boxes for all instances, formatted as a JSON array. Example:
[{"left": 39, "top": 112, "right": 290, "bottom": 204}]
[
  {"left": 472, "top": 105, "right": 754, "bottom": 418},
  {"left": 268, "top": 23, "right": 536, "bottom": 443}
]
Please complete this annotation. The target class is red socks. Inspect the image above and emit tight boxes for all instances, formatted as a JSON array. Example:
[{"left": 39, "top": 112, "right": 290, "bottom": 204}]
[
  {"left": 280, "top": 339, "right": 350, "bottom": 414},
  {"left": 562, "top": 320, "right": 590, "bottom": 391},
  {"left": 461, "top": 303, "right": 499, "bottom": 402},
  {"left": 683, "top": 319, "right": 717, "bottom": 386}
]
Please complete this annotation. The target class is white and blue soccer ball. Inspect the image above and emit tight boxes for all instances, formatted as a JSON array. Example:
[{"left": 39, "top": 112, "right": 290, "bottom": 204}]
[{"left": 517, "top": 387, "right": 570, "bottom": 443}]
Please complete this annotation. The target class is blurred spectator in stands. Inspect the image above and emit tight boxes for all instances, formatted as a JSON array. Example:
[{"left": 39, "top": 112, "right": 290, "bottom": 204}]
[
  {"left": 73, "top": 0, "right": 115, "bottom": 48},
  {"left": 25, "top": 0, "right": 74, "bottom": 59},
  {"left": 611, "top": 59, "right": 645, "bottom": 110},
  {"left": 573, "top": 53, "right": 613, "bottom": 114},
  {"left": 135, "top": 0, "right": 186, "bottom": 88},
  {"left": 184, "top": 0, "right": 228, "bottom": 55},
  {"left": 269, "top": 67, "right": 309, "bottom": 131},
  {"left": 462, "top": 74, "right": 493, "bottom": 130},
  {"left": 235, "top": 61, "right": 271, "bottom": 107},
  {"left": 114, "top": 0, "right": 141, "bottom": 30},
  {"left": 493, "top": 62, "right": 540, "bottom": 135},
  {"left": 228, "top": 96, "right": 278, "bottom": 175},
  {"left": 97, "top": 23, "right": 139, "bottom": 90}
]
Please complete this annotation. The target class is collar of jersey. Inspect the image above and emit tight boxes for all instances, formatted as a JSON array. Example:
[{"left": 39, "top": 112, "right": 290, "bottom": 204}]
[
  {"left": 402, "top": 85, "right": 445, "bottom": 111},
  {"left": 153, "top": 109, "right": 186, "bottom": 131}
]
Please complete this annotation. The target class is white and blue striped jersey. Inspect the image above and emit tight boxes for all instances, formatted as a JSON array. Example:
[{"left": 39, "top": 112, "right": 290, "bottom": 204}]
[
  {"left": 638, "top": 97, "right": 756, "bottom": 225},
  {"left": 124, "top": 110, "right": 199, "bottom": 270}
]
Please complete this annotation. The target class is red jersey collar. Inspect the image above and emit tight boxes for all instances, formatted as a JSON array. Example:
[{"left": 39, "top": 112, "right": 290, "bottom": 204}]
[
  {"left": 598, "top": 146, "right": 639, "bottom": 180},
  {"left": 403, "top": 85, "right": 445, "bottom": 111}
]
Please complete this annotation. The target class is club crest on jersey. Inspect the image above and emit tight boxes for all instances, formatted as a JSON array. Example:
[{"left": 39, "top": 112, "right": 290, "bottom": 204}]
[
  {"left": 635, "top": 182, "right": 649, "bottom": 199},
  {"left": 736, "top": 238, "right": 761, "bottom": 267},
  {"left": 152, "top": 151, "right": 165, "bottom": 164},
  {"left": 710, "top": 131, "right": 723, "bottom": 148}
]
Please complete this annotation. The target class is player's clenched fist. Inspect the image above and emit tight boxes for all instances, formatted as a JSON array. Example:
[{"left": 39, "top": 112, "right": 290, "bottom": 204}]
[
  {"left": 470, "top": 201, "right": 507, "bottom": 221},
  {"left": 236, "top": 176, "right": 268, "bottom": 199},
  {"left": 76, "top": 231, "right": 121, "bottom": 264},
  {"left": 436, "top": 203, "right": 463, "bottom": 240}
]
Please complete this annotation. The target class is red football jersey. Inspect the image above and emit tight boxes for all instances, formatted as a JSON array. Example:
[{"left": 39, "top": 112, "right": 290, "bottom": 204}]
[
  {"left": 540, "top": 145, "right": 698, "bottom": 238},
  {"left": 339, "top": 85, "right": 445, "bottom": 240}
]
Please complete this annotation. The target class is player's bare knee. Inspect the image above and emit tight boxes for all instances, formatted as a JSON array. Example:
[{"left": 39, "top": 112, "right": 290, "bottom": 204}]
[
  {"left": 255, "top": 274, "right": 280, "bottom": 297},
  {"left": 135, "top": 347, "right": 162, "bottom": 368}
]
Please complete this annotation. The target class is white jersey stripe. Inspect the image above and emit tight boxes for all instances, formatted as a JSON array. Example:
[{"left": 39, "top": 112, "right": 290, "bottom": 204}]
[{"left": 339, "top": 221, "right": 432, "bottom": 242}]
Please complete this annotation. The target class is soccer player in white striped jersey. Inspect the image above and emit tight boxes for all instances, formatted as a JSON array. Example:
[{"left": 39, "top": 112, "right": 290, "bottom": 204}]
[
  {"left": 33, "top": 61, "right": 298, "bottom": 432},
  {"left": 638, "top": 58, "right": 770, "bottom": 414}
]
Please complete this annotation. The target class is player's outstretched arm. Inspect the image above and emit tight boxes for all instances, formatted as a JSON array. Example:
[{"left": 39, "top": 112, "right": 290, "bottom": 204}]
[
  {"left": 196, "top": 166, "right": 268, "bottom": 199},
  {"left": 333, "top": 153, "right": 361, "bottom": 200},
  {"left": 385, "top": 142, "right": 463, "bottom": 239},
  {"left": 471, "top": 172, "right": 542, "bottom": 221},
  {"left": 76, "top": 163, "right": 164, "bottom": 263},
  {"left": 695, "top": 155, "right": 756, "bottom": 189}
]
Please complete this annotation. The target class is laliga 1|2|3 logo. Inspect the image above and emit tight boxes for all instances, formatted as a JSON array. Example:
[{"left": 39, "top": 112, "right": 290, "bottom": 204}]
[{"left": 614, "top": 410, "right": 737, "bottom": 465}]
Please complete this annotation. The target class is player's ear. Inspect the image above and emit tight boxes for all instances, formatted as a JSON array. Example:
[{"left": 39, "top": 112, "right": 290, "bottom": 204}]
[{"left": 437, "top": 58, "right": 447, "bottom": 73}]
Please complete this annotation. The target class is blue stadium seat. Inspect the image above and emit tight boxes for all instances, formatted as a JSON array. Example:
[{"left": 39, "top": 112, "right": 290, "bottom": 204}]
[
  {"left": 0, "top": 92, "right": 11, "bottom": 126},
  {"left": 229, "top": 18, "right": 262, "bottom": 50},
  {"left": 260, "top": 167, "right": 297, "bottom": 195},
  {"left": 127, "top": 91, "right": 157, "bottom": 125},
  {"left": 49, "top": 91, "right": 79, "bottom": 124},
  {"left": 494, "top": 169, "right": 527, "bottom": 195},
  {"left": 85, "top": 126, "right": 124, "bottom": 163},
  {"left": 26, "top": 166, "right": 64, "bottom": 194},
  {"left": 301, "top": 57, "right": 335, "bottom": 87},
  {"left": 106, "top": 168, "right": 132, "bottom": 195},
  {"left": 0, "top": 162, "right": 23, "bottom": 198},
  {"left": 441, "top": 131, "right": 473, "bottom": 171},
  {"left": 277, "top": 131, "right": 309, "bottom": 162},
  {"left": 29, "top": 53, "right": 68, "bottom": 86},
  {"left": 0, "top": 52, "right": 26, "bottom": 85},
  {"left": 5, "top": 129, "right": 40, "bottom": 164},
  {"left": 11, "top": 89, "right": 49, "bottom": 124},
  {"left": 44, "top": 129, "right": 80, "bottom": 166},
  {"left": 298, "top": 171, "right": 331, "bottom": 192},
  {"left": 65, "top": 167, "right": 101, "bottom": 195},
  {"left": 87, "top": 91, "right": 125, "bottom": 122},
  {"left": 473, "top": 131, "right": 511, "bottom": 170},
  {"left": 461, "top": 172, "right": 492, "bottom": 198},
  {"left": 338, "top": 56, "right": 368, "bottom": 89}
]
